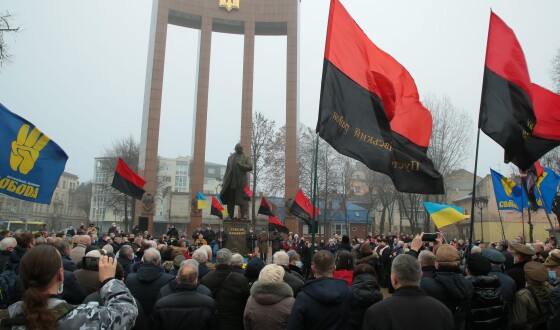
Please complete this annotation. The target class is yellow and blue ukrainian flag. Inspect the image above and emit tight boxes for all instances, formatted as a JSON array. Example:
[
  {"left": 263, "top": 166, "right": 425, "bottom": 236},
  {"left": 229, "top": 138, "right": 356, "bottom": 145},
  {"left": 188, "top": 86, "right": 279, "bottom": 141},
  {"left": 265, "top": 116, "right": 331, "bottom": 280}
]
[
  {"left": 422, "top": 201, "right": 469, "bottom": 229},
  {"left": 197, "top": 192, "right": 207, "bottom": 209},
  {"left": 0, "top": 103, "right": 68, "bottom": 204}
]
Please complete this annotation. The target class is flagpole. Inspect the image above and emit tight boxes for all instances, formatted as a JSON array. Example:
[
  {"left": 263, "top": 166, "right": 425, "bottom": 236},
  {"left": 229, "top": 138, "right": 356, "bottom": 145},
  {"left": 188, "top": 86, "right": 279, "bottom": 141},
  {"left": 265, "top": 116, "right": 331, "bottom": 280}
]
[
  {"left": 535, "top": 185, "right": 560, "bottom": 245},
  {"left": 468, "top": 129, "right": 482, "bottom": 253},
  {"left": 100, "top": 187, "right": 112, "bottom": 236},
  {"left": 311, "top": 134, "right": 320, "bottom": 261},
  {"left": 521, "top": 190, "right": 526, "bottom": 242}
]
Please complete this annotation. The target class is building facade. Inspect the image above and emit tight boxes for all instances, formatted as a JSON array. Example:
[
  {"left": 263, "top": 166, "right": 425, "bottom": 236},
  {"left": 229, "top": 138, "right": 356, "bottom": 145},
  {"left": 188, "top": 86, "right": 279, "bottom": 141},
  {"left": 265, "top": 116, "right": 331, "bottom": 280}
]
[{"left": 0, "top": 171, "right": 87, "bottom": 232}]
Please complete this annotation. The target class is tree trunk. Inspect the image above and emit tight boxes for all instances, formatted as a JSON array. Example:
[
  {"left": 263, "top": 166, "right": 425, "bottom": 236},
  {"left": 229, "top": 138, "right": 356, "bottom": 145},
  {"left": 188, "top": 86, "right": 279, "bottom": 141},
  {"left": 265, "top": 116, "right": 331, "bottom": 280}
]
[
  {"left": 380, "top": 208, "right": 386, "bottom": 233},
  {"left": 124, "top": 197, "right": 128, "bottom": 233},
  {"left": 252, "top": 173, "right": 257, "bottom": 226}
]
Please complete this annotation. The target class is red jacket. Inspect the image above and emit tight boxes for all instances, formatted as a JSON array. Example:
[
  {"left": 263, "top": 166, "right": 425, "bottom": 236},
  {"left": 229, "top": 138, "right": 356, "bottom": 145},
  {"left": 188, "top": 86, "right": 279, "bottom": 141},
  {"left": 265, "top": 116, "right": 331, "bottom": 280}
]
[{"left": 333, "top": 269, "right": 354, "bottom": 286}]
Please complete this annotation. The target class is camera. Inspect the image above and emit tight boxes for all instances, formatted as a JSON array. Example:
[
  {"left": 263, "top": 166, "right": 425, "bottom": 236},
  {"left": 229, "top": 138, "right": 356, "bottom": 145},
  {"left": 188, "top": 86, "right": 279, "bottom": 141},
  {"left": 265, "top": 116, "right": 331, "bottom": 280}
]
[
  {"left": 422, "top": 233, "right": 438, "bottom": 242},
  {"left": 83, "top": 256, "right": 99, "bottom": 271}
]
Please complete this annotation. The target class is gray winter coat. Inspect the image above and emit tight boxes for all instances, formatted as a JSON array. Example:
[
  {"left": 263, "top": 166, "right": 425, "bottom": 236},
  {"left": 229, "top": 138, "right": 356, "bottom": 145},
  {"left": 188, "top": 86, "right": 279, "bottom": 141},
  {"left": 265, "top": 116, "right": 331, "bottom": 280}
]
[{"left": 244, "top": 281, "right": 294, "bottom": 330}]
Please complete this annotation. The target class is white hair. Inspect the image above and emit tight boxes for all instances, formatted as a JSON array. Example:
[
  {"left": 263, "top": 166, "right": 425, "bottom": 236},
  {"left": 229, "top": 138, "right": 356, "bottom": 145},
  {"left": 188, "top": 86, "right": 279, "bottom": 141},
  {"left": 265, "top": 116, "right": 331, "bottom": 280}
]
[
  {"left": 231, "top": 253, "right": 243, "bottom": 266},
  {"left": 192, "top": 248, "right": 208, "bottom": 263},
  {"left": 0, "top": 237, "right": 17, "bottom": 251}
]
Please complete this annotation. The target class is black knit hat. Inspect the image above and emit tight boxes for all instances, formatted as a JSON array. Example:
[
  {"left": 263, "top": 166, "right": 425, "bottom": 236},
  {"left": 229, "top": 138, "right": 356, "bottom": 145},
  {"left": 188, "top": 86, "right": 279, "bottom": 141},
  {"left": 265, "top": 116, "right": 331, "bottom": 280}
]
[
  {"left": 244, "top": 257, "right": 265, "bottom": 279},
  {"left": 466, "top": 254, "right": 491, "bottom": 276}
]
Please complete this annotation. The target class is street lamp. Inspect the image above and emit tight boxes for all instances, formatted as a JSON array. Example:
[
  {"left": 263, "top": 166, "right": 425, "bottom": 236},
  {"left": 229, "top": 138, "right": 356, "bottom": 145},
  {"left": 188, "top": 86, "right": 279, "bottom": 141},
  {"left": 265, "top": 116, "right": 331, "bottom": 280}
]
[{"left": 475, "top": 197, "right": 488, "bottom": 242}]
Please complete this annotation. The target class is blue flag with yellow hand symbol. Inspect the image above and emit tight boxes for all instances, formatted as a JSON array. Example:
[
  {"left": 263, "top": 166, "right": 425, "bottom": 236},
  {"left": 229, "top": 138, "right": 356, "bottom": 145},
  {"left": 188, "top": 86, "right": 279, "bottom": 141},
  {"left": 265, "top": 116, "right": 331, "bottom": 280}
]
[
  {"left": 490, "top": 169, "right": 523, "bottom": 212},
  {"left": 0, "top": 103, "right": 68, "bottom": 204}
]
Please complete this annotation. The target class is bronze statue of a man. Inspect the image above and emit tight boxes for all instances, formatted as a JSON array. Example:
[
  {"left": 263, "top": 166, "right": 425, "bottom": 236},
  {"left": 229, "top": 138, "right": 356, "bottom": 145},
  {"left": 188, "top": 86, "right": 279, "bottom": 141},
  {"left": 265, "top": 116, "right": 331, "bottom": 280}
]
[{"left": 220, "top": 143, "right": 253, "bottom": 220}]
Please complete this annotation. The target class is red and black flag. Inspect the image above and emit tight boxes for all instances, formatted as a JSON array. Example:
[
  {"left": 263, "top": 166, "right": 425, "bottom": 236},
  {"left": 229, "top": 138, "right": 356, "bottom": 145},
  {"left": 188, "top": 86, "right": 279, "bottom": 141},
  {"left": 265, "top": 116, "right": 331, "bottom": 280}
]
[
  {"left": 211, "top": 195, "right": 225, "bottom": 219},
  {"left": 316, "top": 0, "right": 444, "bottom": 194},
  {"left": 258, "top": 197, "right": 275, "bottom": 217},
  {"left": 479, "top": 12, "right": 560, "bottom": 170},
  {"left": 111, "top": 158, "right": 146, "bottom": 200},
  {"left": 289, "top": 189, "right": 319, "bottom": 226},
  {"left": 268, "top": 216, "right": 289, "bottom": 234},
  {"left": 242, "top": 185, "right": 252, "bottom": 201},
  {"left": 521, "top": 161, "right": 544, "bottom": 211}
]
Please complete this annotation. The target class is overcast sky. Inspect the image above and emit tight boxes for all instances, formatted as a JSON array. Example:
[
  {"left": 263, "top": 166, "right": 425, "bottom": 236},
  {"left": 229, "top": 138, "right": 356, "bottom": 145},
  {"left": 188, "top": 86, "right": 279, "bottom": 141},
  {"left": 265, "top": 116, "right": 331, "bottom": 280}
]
[{"left": 1, "top": 0, "right": 559, "bottom": 184}]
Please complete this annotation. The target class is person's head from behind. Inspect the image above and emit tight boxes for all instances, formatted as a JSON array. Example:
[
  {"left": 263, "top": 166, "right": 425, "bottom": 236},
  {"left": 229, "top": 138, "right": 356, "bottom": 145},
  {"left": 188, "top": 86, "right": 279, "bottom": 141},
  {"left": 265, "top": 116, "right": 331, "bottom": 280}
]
[
  {"left": 335, "top": 251, "right": 354, "bottom": 271},
  {"left": 418, "top": 250, "right": 435, "bottom": 268},
  {"left": 312, "top": 250, "right": 335, "bottom": 278},
  {"left": 19, "top": 244, "right": 63, "bottom": 329},
  {"left": 142, "top": 247, "right": 162, "bottom": 266},
  {"left": 353, "top": 263, "right": 378, "bottom": 281},
  {"left": 16, "top": 232, "right": 35, "bottom": 250},
  {"left": 216, "top": 248, "right": 232, "bottom": 266},
  {"left": 231, "top": 253, "right": 243, "bottom": 267},
  {"left": 0, "top": 237, "right": 17, "bottom": 253},
  {"left": 192, "top": 248, "right": 208, "bottom": 264},
  {"left": 176, "top": 263, "right": 199, "bottom": 286},
  {"left": 391, "top": 254, "right": 421, "bottom": 289},
  {"left": 273, "top": 251, "right": 289, "bottom": 267},
  {"left": 435, "top": 244, "right": 461, "bottom": 272}
]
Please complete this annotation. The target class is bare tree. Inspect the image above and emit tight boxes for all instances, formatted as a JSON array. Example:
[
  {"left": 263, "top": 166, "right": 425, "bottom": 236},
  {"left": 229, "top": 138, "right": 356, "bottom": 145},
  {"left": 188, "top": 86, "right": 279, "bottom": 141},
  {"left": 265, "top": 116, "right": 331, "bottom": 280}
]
[
  {"left": 424, "top": 94, "right": 474, "bottom": 182},
  {"left": 251, "top": 112, "right": 276, "bottom": 224},
  {"left": 331, "top": 155, "right": 355, "bottom": 234},
  {"left": 0, "top": 11, "right": 20, "bottom": 69},
  {"left": 552, "top": 48, "right": 560, "bottom": 93},
  {"left": 262, "top": 126, "right": 286, "bottom": 197},
  {"left": 72, "top": 181, "right": 93, "bottom": 221}
]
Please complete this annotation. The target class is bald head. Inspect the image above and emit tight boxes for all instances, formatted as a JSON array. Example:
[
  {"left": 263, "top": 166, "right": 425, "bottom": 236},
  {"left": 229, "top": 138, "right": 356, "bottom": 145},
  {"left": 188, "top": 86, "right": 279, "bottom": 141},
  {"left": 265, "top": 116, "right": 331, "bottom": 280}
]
[{"left": 177, "top": 263, "right": 198, "bottom": 285}]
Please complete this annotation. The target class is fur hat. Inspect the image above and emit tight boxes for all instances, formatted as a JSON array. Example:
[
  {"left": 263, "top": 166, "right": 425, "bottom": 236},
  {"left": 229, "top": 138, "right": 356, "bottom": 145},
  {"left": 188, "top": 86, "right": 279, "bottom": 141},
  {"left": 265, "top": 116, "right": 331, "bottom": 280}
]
[{"left": 259, "top": 264, "right": 285, "bottom": 282}]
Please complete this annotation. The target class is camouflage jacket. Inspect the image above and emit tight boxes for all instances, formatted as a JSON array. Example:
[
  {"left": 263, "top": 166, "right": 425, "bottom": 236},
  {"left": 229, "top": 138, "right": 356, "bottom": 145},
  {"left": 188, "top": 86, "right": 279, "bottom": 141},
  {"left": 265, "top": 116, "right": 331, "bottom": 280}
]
[{"left": 4, "top": 279, "right": 137, "bottom": 330}]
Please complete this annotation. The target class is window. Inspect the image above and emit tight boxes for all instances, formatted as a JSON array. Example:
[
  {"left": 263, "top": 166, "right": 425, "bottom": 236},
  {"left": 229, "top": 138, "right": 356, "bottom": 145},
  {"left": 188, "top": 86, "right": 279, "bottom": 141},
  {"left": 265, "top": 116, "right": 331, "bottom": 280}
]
[
  {"left": 303, "top": 224, "right": 324, "bottom": 235},
  {"left": 175, "top": 176, "right": 187, "bottom": 187},
  {"left": 208, "top": 168, "right": 215, "bottom": 174},
  {"left": 204, "top": 179, "right": 214, "bottom": 185},
  {"left": 62, "top": 181, "right": 66, "bottom": 189},
  {"left": 331, "top": 223, "right": 348, "bottom": 236},
  {"left": 220, "top": 168, "right": 226, "bottom": 175},
  {"left": 176, "top": 164, "right": 188, "bottom": 176}
]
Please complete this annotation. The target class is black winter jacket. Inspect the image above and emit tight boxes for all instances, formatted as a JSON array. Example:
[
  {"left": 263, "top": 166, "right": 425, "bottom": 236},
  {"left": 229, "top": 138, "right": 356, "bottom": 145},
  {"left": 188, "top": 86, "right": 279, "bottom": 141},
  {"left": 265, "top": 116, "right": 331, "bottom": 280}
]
[
  {"left": 507, "top": 259, "right": 530, "bottom": 292},
  {"left": 420, "top": 271, "right": 473, "bottom": 330},
  {"left": 152, "top": 284, "right": 217, "bottom": 330},
  {"left": 362, "top": 286, "right": 453, "bottom": 330},
  {"left": 350, "top": 274, "right": 382, "bottom": 330},
  {"left": 549, "top": 281, "right": 560, "bottom": 330},
  {"left": 466, "top": 275, "right": 507, "bottom": 329},
  {"left": 124, "top": 263, "right": 175, "bottom": 316},
  {"left": 200, "top": 264, "right": 250, "bottom": 330},
  {"left": 287, "top": 277, "right": 353, "bottom": 330}
]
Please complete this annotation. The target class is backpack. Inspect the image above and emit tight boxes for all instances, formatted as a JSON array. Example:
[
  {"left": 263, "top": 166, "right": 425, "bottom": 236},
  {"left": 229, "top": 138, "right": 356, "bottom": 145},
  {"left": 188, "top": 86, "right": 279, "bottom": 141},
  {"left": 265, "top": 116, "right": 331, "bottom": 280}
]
[{"left": 0, "top": 270, "right": 22, "bottom": 309}]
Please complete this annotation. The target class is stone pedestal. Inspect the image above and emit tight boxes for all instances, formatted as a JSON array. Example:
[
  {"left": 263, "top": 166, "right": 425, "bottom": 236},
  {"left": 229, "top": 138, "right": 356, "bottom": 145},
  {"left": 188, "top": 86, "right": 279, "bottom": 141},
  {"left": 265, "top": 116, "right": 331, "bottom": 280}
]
[{"left": 222, "top": 219, "right": 251, "bottom": 256}]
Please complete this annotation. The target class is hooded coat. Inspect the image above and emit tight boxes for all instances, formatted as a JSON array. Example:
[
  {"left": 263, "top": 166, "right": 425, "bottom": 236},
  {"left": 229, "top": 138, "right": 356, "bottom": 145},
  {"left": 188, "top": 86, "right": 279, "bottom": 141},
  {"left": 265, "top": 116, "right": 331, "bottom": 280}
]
[
  {"left": 243, "top": 281, "right": 294, "bottom": 330},
  {"left": 465, "top": 275, "right": 507, "bottom": 329},
  {"left": 286, "top": 277, "right": 353, "bottom": 330},
  {"left": 350, "top": 273, "right": 383, "bottom": 330},
  {"left": 420, "top": 271, "right": 474, "bottom": 330}
]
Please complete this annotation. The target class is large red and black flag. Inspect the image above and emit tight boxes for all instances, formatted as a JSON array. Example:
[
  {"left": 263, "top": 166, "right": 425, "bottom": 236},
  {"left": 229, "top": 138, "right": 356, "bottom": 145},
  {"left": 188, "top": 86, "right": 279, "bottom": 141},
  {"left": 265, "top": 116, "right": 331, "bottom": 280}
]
[
  {"left": 316, "top": 0, "right": 444, "bottom": 194},
  {"left": 289, "top": 189, "right": 319, "bottom": 226},
  {"left": 258, "top": 197, "right": 275, "bottom": 217},
  {"left": 111, "top": 158, "right": 146, "bottom": 200},
  {"left": 479, "top": 12, "right": 560, "bottom": 170},
  {"left": 268, "top": 216, "right": 289, "bottom": 234}
]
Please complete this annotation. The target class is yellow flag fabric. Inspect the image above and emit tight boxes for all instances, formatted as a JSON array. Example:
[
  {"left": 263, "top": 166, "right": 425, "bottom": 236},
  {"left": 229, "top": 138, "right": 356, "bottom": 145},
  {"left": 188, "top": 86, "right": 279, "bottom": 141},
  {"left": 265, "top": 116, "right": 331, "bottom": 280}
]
[{"left": 423, "top": 201, "right": 469, "bottom": 229}]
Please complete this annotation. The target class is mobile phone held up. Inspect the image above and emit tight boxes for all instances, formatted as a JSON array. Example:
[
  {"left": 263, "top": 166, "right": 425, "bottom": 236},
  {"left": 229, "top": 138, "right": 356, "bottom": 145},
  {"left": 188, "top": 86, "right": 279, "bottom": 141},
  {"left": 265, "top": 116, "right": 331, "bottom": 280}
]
[
  {"left": 422, "top": 233, "right": 438, "bottom": 242},
  {"left": 83, "top": 256, "right": 99, "bottom": 271}
]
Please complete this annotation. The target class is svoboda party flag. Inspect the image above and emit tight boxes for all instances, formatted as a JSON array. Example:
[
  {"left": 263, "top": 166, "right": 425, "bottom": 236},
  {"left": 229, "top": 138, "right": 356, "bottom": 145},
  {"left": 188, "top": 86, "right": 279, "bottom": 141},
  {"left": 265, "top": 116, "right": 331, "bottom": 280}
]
[
  {"left": 0, "top": 103, "right": 68, "bottom": 204},
  {"left": 316, "top": 0, "right": 444, "bottom": 194}
]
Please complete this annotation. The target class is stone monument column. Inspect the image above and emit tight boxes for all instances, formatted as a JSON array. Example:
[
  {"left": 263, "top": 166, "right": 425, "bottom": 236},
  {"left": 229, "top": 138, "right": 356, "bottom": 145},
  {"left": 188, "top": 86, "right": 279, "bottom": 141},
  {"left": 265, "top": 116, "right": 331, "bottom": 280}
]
[
  {"left": 189, "top": 15, "right": 213, "bottom": 235},
  {"left": 137, "top": 0, "right": 169, "bottom": 234}
]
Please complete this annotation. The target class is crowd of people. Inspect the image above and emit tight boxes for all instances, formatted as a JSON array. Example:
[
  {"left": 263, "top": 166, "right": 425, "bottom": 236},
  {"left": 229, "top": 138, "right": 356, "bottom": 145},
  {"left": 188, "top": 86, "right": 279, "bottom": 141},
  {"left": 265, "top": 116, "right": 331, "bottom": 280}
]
[{"left": 0, "top": 222, "right": 558, "bottom": 329}]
